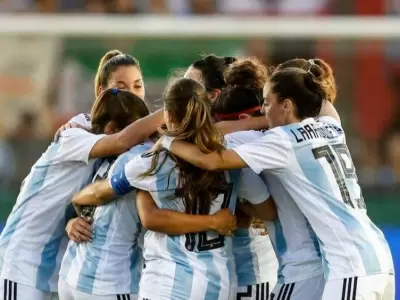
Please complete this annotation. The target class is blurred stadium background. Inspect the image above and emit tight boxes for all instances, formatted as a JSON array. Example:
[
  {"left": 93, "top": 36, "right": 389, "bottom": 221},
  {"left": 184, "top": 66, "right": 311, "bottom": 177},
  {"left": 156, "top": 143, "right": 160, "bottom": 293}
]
[{"left": 0, "top": 0, "right": 398, "bottom": 296}]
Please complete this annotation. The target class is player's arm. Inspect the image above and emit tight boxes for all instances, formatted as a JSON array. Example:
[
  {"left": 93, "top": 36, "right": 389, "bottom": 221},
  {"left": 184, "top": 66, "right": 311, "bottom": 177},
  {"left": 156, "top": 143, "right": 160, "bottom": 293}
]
[
  {"left": 318, "top": 100, "right": 341, "bottom": 123},
  {"left": 239, "top": 198, "right": 277, "bottom": 221},
  {"left": 237, "top": 168, "right": 277, "bottom": 221},
  {"left": 72, "top": 180, "right": 117, "bottom": 215},
  {"left": 216, "top": 116, "right": 268, "bottom": 135},
  {"left": 155, "top": 138, "right": 246, "bottom": 171},
  {"left": 136, "top": 190, "right": 236, "bottom": 236},
  {"left": 89, "top": 108, "right": 164, "bottom": 159},
  {"left": 72, "top": 154, "right": 164, "bottom": 212},
  {"left": 160, "top": 130, "right": 289, "bottom": 173}
]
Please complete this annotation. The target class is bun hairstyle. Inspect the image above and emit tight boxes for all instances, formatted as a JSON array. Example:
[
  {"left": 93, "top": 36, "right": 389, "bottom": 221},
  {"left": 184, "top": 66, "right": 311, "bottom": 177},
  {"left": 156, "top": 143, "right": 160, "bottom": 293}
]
[
  {"left": 94, "top": 49, "right": 140, "bottom": 97},
  {"left": 191, "top": 54, "right": 237, "bottom": 91},
  {"left": 275, "top": 58, "right": 336, "bottom": 103},
  {"left": 224, "top": 57, "right": 269, "bottom": 90},
  {"left": 212, "top": 57, "right": 267, "bottom": 121},
  {"left": 269, "top": 64, "right": 328, "bottom": 119}
]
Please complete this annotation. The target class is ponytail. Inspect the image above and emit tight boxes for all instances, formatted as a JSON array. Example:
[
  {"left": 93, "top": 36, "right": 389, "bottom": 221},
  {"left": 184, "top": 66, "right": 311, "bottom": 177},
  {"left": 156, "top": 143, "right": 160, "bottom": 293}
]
[
  {"left": 142, "top": 78, "right": 226, "bottom": 214},
  {"left": 94, "top": 50, "right": 122, "bottom": 97}
]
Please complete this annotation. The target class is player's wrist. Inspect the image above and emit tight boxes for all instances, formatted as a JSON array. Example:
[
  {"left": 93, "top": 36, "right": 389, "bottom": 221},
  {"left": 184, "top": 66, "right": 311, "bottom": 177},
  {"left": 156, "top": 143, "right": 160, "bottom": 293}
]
[
  {"left": 208, "top": 214, "right": 218, "bottom": 231},
  {"left": 161, "top": 136, "right": 176, "bottom": 150}
]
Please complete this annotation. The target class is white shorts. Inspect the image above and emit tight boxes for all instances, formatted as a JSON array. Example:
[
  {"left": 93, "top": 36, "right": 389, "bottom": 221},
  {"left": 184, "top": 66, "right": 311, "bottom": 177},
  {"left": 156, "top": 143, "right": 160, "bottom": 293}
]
[
  {"left": 0, "top": 278, "right": 58, "bottom": 300},
  {"left": 322, "top": 273, "right": 395, "bottom": 300},
  {"left": 270, "top": 274, "right": 325, "bottom": 300},
  {"left": 230, "top": 282, "right": 272, "bottom": 300},
  {"left": 58, "top": 278, "right": 137, "bottom": 300}
]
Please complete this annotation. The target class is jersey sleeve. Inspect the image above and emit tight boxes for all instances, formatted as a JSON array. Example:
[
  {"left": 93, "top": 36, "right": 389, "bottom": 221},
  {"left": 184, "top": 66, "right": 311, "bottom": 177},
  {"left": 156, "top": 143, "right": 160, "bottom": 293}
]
[
  {"left": 238, "top": 168, "right": 270, "bottom": 204},
  {"left": 232, "top": 129, "right": 291, "bottom": 174},
  {"left": 56, "top": 128, "right": 104, "bottom": 164},
  {"left": 224, "top": 130, "right": 263, "bottom": 146},
  {"left": 67, "top": 113, "right": 92, "bottom": 127},
  {"left": 109, "top": 155, "right": 154, "bottom": 196}
]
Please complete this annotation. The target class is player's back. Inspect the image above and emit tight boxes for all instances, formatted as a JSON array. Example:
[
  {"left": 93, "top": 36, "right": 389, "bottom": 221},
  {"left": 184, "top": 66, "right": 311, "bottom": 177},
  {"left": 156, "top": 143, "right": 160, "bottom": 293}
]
[
  {"left": 226, "top": 131, "right": 323, "bottom": 285},
  {"left": 0, "top": 128, "right": 102, "bottom": 292},
  {"left": 60, "top": 141, "right": 152, "bottom": 296},
  {"left": 271, "top": 116, "right": 394, "bottom": 280},
  {"left": 129, "top": 152, "right": 238, "bottom": 300}
]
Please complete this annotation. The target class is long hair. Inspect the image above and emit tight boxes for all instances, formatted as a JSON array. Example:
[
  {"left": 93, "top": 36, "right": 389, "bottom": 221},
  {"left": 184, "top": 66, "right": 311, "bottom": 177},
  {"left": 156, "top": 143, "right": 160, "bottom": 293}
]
[{"left": 142, "top": 78, "right": 227, "bottom": 214}]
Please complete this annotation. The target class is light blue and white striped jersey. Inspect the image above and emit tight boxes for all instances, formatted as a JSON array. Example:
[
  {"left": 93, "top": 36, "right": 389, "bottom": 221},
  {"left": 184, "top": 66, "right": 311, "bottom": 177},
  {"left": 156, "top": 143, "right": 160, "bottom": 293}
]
[
  {"left": 60, "top": 141, "right": 152, "bottom": 296},
  {"left": 226, "top": 130, "right": 322, "bottom": 284},
  {"left": 225, "top": 132, "right": 279, "bottom": 287},
  {"left": 110, "top": 150, "right": 270, "bottom": 300},
  {"left": 0, "top": 128, "right": 103, "bottom": 292},
  {"left": 68, "top": 113, "right": 91, "bottom": 127},
  {"left": 233, "top": 117, "right": 394, "bottom": 280}
]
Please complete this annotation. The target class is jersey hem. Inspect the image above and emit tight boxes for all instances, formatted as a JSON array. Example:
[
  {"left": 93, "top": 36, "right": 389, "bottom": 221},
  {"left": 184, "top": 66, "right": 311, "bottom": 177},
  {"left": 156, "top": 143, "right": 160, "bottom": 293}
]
[
  {"left": 326, "top": 269, "right": 394, "bottom": 281},
  {"left": 61, "top": 275, "right": 137, "bottom": 296},
  {"left": 277, "top": 269, "right": 324, "bottom": 284},
  {"left": 0, "top": 272, "right": 57, "bottom": 293}
]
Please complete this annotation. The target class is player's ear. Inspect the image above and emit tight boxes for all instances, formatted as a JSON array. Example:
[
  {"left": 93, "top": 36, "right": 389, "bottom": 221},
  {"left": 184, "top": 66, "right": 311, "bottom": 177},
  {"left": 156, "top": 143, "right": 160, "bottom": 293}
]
[
  {"left": 282, "top": 98, "right": 293, "bottom": 113},
  {"left": 238, "top": 113, "right": 251, "bottom": 120},
  {"left": 104, "top": 121, "right": 119, "bottom": 134},
  {"left": 208, "top": 89, "right": 221, "bottom": 102}
]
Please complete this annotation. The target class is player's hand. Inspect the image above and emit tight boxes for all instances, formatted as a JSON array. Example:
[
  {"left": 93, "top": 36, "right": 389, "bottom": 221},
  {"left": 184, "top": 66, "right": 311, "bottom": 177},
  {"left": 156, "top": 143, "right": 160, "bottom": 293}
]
[
  {"left": 66, "top": 217, "right": 93, "bottom": 243},
  {"left": 210, "top": 208, "right": 237, "bottom": 236},
  {"left": 54, "top": 122, "right": 90, "bottom": 141},
  {"left": 251, "top": 218, "right": 268, "bottom": 235}
]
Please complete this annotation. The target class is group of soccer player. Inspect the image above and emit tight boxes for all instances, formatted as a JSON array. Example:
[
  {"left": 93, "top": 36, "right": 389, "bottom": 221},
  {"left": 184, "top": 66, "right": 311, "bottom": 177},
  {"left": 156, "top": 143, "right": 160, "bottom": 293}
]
[{"left": 0, "top": 49, "right": 395, "bottom": 300}]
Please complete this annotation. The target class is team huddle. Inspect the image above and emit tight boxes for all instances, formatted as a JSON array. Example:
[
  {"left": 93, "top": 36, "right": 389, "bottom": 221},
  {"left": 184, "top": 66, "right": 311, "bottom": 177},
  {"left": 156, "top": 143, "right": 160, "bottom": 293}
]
[{"left": 0, "top": 50, "right": 395, "bottom": 300}]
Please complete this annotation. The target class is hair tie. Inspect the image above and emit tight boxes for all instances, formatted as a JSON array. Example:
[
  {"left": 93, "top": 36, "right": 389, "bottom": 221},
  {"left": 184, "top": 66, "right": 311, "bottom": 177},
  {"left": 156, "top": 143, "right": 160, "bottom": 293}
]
[
  {"left": 307, "top": 59, "right": 316, "bottom": 76},
  {"left": 112, "top": 88, "right": 118, "bottom": 95}
]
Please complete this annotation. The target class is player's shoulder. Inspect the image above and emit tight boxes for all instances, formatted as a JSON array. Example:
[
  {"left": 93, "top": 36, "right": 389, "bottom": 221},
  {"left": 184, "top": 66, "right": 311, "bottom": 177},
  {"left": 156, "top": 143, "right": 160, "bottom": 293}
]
[
  {"left": 316, "top": 116, "right": 343, "bottom": 132},
  {"left": 127, "top": 149, "right": 178, "bottom": 191},
  {"left": 258, "top": 126, "right": 290, "bottom": 143},
  {"left": 111, "top": 141, "right": 154, "bottom": 175},
  {"left": 68, "top": 113, "right": 91, "bottom": 126}
]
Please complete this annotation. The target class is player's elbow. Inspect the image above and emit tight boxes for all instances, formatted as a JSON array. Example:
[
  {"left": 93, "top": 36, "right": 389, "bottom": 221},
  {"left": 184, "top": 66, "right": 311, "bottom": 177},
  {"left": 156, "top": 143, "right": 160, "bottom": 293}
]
[{"left": 139, "top": 212, "right": 159, "bottom": 231}]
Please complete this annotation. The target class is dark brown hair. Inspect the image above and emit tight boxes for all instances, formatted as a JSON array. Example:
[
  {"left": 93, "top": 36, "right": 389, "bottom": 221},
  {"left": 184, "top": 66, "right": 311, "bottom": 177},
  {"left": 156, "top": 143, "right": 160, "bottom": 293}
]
[
  {"left": 269, "top": 67, "right": 328, "bottom": 119},
  {"left": 275, "top": 58, "right": 337, "bottom": 103},
  {"left": 224, "top": 57, "right": 269, "bottom": 90},
  {"left": 94, "top": 50, "right": 141, "bottom": 97},
  {"left": 142, "top": 78, "right": 226, "bottom": 214},
  {"left": 212, "top": 57, "right": 267, "bottom": 120},
  {"left": 90, "top": 88, "right": 149, "bottom": 134},
  {"left": 191, "top": 54, "right": 237, "bottom": 92}
]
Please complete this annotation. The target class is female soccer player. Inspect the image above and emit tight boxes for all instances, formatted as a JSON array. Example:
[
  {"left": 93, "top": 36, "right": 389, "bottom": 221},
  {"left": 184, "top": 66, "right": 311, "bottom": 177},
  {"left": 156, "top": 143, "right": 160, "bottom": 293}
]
[
  {"left": 59, "top": 50, "right": 165, "bottom": 242},
  {"left": 0, "top": 89, "right": 155, "bottom": 300},
  {"left": 158, "top": 62, "right": 395, "bottom": 300},
  {"left": 58, "top": 95, "right": 236, "bottom": 300},
  {"left": 215, "top": 57, "right": 324, "bottom": 300},
  {"left": 70, "top": 77, "right": 276, "bottom": 300},
  {"left": 184, "top": 54, "right": 269, "bottom": 133},
  {"left": 211, "top": 58, "right": 281, "bottom": 300}
]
